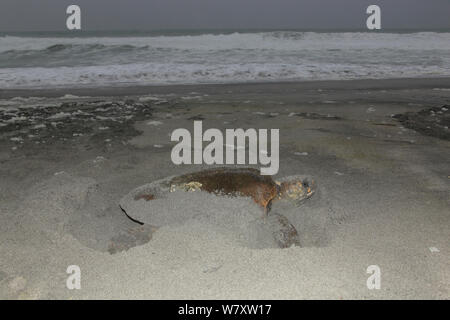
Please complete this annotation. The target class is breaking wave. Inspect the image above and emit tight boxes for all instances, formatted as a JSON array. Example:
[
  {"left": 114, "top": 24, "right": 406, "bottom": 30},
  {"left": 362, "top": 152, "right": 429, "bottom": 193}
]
[{"left": 0, "top": 31, "right": 449, "bottom": 88}]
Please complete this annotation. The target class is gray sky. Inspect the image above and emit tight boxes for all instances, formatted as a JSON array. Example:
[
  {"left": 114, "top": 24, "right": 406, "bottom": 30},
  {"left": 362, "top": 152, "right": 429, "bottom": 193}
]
[{"left": 1, "top": 0, "right": 449, "bottom": 31}]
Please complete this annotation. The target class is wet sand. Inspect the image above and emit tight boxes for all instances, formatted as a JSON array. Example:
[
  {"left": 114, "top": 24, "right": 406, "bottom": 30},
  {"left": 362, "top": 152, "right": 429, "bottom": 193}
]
[{"left": 0, "top": 78, "right": 449, "bottom": 299}]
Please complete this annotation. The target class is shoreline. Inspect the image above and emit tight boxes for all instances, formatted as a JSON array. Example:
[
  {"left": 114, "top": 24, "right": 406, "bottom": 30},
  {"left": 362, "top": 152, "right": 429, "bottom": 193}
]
[{"left": 2, "top": 77, "right": 450, "bottom": 99}]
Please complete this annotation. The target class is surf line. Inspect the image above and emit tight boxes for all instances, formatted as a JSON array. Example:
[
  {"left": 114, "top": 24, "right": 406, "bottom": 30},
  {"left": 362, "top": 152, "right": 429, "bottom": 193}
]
[{"left": 170, "top": 121, "right": 279, "bottom": 175}]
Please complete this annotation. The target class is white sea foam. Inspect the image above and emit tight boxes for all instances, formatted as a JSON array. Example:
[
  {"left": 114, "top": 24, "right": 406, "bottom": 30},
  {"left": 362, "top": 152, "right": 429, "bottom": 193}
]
[{"left": 0, "top": 31, "right": 449, "bottom": 88}]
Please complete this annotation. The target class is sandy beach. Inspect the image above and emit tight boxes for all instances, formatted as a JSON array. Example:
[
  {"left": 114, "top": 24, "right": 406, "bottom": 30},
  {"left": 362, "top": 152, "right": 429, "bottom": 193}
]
[{"left": 0, "top": 78, "right": 449, "bottom": 299}]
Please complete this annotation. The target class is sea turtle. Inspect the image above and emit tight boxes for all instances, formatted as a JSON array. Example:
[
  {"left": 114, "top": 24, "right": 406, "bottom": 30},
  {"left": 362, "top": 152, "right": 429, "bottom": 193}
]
[
  {"left": 134, "top": 167, "right": 315, "bottom": 216},
  {"left": 119, "top": 167, "right": 316, "bottom": 249}
]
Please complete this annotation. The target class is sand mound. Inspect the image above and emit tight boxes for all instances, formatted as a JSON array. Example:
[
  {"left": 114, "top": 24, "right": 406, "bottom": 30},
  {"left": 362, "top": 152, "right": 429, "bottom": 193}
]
[
  {"left": 15, "top": 172, "right": 127, "bottom": 250},
  {"left": 17, "top": 172, "right": 98, "bottom": 241}
]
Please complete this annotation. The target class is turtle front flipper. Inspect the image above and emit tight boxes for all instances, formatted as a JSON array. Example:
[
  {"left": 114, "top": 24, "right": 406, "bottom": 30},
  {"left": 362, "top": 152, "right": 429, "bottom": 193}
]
[
  {"left": 255, "top": 212, "right": 301, "bottom": 248},
  {"left": 271, "top": 212, "right": 301, "bottom": 248}
]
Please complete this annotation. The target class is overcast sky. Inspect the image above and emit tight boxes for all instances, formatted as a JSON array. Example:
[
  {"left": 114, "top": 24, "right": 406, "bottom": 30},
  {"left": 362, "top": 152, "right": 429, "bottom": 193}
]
[{"left": 1, "top": 0, "right": 449, "bottom": 31}]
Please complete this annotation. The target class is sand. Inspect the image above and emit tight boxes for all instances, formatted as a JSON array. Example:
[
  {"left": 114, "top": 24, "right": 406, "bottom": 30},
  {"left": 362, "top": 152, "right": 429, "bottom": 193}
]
[{"left": 0, "top": 78, "right": 449, "bottom": 299}]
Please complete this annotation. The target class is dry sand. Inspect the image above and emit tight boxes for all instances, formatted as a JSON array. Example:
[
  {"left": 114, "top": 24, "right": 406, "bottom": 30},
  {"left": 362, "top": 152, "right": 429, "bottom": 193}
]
[{"left": 0, "top": 78, "right": 449, "bottom": 299}]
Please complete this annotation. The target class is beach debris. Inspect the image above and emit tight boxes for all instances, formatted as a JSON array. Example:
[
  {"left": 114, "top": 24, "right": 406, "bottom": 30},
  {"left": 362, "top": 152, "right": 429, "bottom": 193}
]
[
  {"left": 32, "top": 124, "right": 46, "bottom": 129},
  {"left": 49, "top": 112, "right": 71, "bottom": 119},
  {"left": 295, "top": 112, "right": 341, "bottom": 120},
  {"left": 294, "top": 151, "right": 309, "bottom": 156},
  {"left": 393, "top": 105, "right": 450, "bottom": 140},
  {"left": 0, "top": 99, "right": 153, "bottom": 148},
  {"left": 181, "top": 95, "right": 202, "bottom": 100},
  {"left": 146, "top": 120, "right": 163, "bottom": 126},
  {"left": 138, "top": 96, "right": 163, "bottom": 102},
  {"left": 429, "top": 247, "right": 440, "bottom": 253},
  {"left": 334, "top": 171, "right": 344, "bottom": 176},
  {"left": 187, "top": 115, "right": 205, "bottom": 121},
  {"left": 366, "top": 107, "right": 376, "bottom": 113},
  {"left": 372, "top": 122, "right": 397, "bottom": 127},
  {"left": 93, "top": 156, "right": 107, "bottom": 164}
]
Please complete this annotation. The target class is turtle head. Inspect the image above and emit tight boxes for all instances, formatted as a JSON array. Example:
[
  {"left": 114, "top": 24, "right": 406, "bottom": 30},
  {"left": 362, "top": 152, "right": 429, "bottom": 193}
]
[{"left": 276, "top": 177, "right": 316, "bottom": 204}]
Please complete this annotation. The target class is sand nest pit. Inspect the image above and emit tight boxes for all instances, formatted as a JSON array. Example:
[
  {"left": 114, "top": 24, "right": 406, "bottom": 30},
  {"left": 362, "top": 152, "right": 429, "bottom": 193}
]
[{"left": 119, "top": 167, "right": 316, "bottom": 250}]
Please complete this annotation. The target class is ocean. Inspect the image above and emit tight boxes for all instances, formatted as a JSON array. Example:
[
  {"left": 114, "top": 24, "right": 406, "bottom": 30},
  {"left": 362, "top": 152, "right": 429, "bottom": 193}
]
[{"left": 0, "top": 30, "right": 449, "bottom": 89}]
